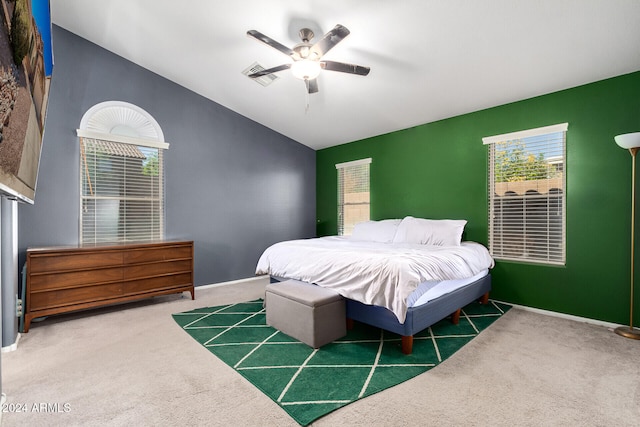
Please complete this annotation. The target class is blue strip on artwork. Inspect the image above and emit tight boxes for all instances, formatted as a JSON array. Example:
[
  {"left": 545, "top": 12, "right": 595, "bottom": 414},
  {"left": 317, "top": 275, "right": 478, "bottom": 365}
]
[{"left": 31, "top": 0, "right": 52, "bottom": 76}]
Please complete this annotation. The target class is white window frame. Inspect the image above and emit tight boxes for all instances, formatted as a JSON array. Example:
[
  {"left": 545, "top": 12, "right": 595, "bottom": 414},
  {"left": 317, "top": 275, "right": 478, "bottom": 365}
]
[
  {"left": 336, "top": 158, "right": 372, "bottom": 236},
  {"left": 77, "top": 102, "right": 169, "bottom": 244},
  {"left": 483, "top": 123, "right": 568, "bottom": 265}
]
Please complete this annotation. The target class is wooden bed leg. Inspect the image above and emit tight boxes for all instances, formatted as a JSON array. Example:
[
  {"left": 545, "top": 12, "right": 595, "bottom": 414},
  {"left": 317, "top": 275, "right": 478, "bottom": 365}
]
[
  {"left": 346, "top": 318, "right": 354, "bottom": 330},
  {"left": 401, "top": 335, "right": 413, "bottom": 355},
  {"left": 451, "top": 308, "right": 461, "bottom": 325},
  {"left": 479, "top": 292, "right": 490, "bottom": 304}
]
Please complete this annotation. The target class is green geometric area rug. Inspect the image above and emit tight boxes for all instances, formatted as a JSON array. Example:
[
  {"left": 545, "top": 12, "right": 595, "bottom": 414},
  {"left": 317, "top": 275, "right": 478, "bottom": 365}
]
[{"left": 173, "top": 299, "right": 510, "bottom": 426}]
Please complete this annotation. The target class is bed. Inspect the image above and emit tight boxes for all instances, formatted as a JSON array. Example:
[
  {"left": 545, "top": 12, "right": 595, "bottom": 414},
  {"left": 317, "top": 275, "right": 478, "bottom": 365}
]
[{"left": 256, "top": 216, "right": 494, "bottom": 354}]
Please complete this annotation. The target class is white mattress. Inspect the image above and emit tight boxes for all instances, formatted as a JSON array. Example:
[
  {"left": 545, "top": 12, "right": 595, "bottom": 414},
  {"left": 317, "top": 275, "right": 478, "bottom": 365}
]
[{"left": 407, "top": 269, "right": 489, "bottom": 308}]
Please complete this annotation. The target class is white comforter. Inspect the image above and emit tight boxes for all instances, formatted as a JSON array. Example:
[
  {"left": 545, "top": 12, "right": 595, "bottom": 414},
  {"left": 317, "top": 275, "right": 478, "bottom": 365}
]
[{"left": 255, "top": 236, "right": 494, "bottom": 323}]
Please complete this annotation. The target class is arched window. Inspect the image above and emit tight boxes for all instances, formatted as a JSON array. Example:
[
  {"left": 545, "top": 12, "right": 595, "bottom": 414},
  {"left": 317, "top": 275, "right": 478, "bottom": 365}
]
[{"left": 77, "top": 101, "right": 169, "bottom": 244}]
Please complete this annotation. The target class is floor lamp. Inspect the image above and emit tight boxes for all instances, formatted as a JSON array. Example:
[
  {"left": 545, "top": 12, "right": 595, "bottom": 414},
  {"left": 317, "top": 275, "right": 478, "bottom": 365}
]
[{"left": 614, "top": 132, "right": 640, "bottom": 340}]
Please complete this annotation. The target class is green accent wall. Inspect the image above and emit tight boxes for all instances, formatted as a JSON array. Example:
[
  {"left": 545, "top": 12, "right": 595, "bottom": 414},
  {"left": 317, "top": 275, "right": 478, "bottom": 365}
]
[{"left": 317, "top": 71, "right": 640, "bottom": 325}]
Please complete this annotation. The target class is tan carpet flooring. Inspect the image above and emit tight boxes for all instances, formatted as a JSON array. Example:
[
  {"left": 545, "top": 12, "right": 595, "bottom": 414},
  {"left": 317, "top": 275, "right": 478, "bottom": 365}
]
[{"left": 2, "top": 278, "right": 639, "bottom": 426}]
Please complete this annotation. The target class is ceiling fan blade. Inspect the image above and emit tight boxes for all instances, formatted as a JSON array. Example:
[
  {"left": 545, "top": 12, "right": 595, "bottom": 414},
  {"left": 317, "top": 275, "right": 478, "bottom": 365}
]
[
  {"left": 321, "top": 60, "right": 370, "bottom": 76},
  {"left": 309, "top": 24, "right": 350, "bottom": 59},
  {"left": 306, "top": 78, "right": 319, "bottom": 94},
  {"left": 247, "top": 30, "right": 295, "bottom": 57},
  {"left": 248, "top": 63, "right": 292, "bottom": 78}
]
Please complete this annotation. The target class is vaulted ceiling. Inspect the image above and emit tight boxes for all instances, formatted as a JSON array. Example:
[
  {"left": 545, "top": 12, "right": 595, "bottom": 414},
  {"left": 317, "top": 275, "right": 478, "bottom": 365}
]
[{"left": 50, "top": 0, "right": 640, "bottom": 150}]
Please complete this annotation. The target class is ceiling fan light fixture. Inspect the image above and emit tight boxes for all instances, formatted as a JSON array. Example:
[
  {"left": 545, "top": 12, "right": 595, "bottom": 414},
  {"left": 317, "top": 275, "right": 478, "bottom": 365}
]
[
  {"left": 291, "top": 59, "right": 321, "bottom": 80},
  {"left": 247, "top": 24, "right": 368, "bottom": 95}
]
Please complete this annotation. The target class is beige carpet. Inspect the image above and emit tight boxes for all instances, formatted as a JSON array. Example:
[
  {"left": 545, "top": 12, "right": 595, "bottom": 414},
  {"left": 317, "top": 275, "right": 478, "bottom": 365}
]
[{"left": 2, "top": 278, "right": 639, "bottom": 426}]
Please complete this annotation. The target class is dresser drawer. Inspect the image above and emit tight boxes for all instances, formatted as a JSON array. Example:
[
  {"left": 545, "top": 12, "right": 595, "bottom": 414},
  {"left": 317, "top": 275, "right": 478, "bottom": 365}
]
[
  {"left": 123, "top": 273, "right": 193, "bottom": 295},
  {"left": 29, "top": 267, "right": 123, "bottom": 291},
  {"left": 124, "top": 244, "right": 192, "bottom": 264},
  {"left": 124, "top": 259, "right": 193, "bottom": 280},
  {"left": 29, "top": 283, "right": 124, "bottom": 311},
  {"left": 29, "top": 251, "right": 124, "bottom": 273}
]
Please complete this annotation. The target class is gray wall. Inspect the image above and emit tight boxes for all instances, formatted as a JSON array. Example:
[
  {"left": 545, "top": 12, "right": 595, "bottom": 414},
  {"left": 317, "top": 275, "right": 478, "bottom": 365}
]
[{"left": 18, "top": 25, "right": 316, "bottom": 285}]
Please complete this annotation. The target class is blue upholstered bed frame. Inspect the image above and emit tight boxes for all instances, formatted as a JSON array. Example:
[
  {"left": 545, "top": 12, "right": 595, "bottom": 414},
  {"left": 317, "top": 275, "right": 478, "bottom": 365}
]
[
  {"left": 271, "top": 273, "right": 491, "bottom": 354},
  {"left": 346, "top": 273, "right": 491, "bottom": 353}
]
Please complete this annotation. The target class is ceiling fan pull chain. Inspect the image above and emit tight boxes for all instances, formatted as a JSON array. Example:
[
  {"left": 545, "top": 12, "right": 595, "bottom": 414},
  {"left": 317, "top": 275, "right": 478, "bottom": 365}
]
[{"left": 304, "top": 79, "right": 311, "bottom": 113}]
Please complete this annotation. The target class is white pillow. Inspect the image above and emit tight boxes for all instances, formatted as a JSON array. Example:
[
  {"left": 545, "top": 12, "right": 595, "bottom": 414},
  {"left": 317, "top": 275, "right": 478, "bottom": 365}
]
[
  {"left": 350, "top": 219, "right": 401, "bottom": 243},
  {"left": 392, "top": 216, "right": 467, "bottom": 246}
]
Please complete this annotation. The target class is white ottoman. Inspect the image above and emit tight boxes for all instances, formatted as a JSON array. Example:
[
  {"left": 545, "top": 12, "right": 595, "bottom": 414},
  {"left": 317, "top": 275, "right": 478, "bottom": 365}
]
[{"left": 265, "top": 280, "right": 346, "bottom": 348}]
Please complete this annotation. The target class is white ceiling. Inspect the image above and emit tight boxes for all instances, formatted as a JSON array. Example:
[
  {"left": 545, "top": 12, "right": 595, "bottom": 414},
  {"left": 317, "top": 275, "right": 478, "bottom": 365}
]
[{"left": 50, "top": 0, "right": 640, "bottom": 150}]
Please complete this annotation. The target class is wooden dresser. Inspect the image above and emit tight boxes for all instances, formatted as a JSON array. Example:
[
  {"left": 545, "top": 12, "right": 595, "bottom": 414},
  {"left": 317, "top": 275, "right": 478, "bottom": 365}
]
[{"left": 24, "top": 241, "right": 194, "bottom": 332}]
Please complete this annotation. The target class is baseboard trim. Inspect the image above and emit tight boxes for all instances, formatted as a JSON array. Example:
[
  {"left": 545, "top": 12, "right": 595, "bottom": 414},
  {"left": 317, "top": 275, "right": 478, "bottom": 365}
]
[
  {"left": 196, "top": 275, "right": 269, "bottom": 292},
  {"left": 496, "top": 300, "right": 623, "bottom": 330},
  {"left": 1, "top": 333, "right": 20, "bottom": 353}
]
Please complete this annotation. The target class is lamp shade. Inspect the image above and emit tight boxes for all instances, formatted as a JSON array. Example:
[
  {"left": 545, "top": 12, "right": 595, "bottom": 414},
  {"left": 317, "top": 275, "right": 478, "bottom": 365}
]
[
  {"left": 291, "top": 60, "right": 321, "bottom": 80},
  {"left": 615, "top": 132, "right": 640, "bottom": 149}
]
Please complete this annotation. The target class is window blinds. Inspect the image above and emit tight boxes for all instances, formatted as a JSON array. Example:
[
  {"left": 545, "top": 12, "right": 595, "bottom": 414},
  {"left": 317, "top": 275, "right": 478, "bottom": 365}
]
[
  {"left": 484, "top": 124, "right": 567, "bottom": 265},
  {"left": 80, "top": 137, "right": 164, "bottom": 244},
  {"left": 336, "top": 158, "right": 371, "bottom": 236}
]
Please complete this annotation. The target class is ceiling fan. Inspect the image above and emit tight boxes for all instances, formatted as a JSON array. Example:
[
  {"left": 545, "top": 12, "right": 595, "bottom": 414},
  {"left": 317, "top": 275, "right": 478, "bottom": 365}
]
[{"left": 246, "top": 24, "right": 370, "bottom": 94}]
